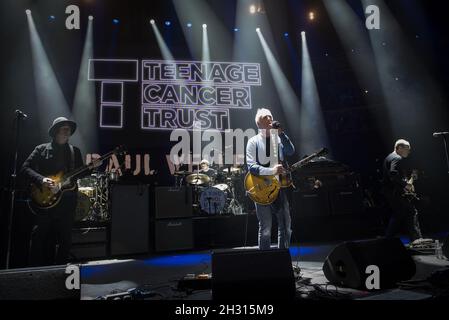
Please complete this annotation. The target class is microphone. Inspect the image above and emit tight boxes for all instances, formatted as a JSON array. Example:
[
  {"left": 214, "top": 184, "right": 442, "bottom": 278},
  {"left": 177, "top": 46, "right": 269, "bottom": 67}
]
[
  {"left": 272, "top": 121, "right": 281, "bottom": 129},
  {"left": 15, "top": 109, "right": 28, "bottom": 119},
  {"left": 433, "top": 132, "right": 449, "bottom": 138}
]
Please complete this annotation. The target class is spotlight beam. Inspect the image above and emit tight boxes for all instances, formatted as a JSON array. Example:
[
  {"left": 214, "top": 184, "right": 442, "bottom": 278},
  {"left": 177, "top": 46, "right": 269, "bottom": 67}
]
[
  {"left": 150, "top": 20, "right": 175, "bottom": 61},
  {"left": 173, "top": 0, "right": 233, "bottom": 61},
  {"left": 73, "top": 17, "right": 96, "bottom": 152},
  {"left": 361, "top": 0, "right": 443, "bottom": 137},
  {"left": 256, "top": 29, "right": 301, "bottom": 150},
  {"left": 300, "top": 32, "right": 330, "bottom": 155},
  {"left": 26, "top": 11, "right": 73, "bottom": 141}
]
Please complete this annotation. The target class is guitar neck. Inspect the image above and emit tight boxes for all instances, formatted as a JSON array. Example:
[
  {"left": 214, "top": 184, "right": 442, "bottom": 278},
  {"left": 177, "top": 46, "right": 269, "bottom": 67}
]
[
  {"left": 289, "top": 153, "right": 319, "bottom": 172},
  {"left": 63, "top": 150, "right": 116, "bottom": 181}
]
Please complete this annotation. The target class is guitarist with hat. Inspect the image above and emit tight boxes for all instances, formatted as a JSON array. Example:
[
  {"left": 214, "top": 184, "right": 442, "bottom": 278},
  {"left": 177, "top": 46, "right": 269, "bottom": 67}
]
[
  {"left": 21, "top": 117, "right": 95, "bottom": 266},
  {"left": 246, "top": 108, "right": 295, "bottom": 250}
]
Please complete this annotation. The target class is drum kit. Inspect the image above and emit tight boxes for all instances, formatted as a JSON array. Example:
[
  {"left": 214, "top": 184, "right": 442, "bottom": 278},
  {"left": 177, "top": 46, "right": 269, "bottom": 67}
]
[
  {"left": 175, "top": 165, "right": 246, "bottom": 215},
  {"left": 75, "top": 170, "right": 119, "bottom": 222}
]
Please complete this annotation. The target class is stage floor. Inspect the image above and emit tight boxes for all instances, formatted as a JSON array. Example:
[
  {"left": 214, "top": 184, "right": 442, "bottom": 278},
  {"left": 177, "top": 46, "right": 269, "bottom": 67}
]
[{"left": 80, "top": 240, "right": 449, "bottom": 300}]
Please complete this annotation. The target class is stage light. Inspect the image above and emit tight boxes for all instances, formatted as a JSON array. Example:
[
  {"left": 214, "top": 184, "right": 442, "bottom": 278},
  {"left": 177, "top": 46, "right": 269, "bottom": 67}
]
[
  {"left": 202, "top": 24, "right": 207, "bottom": 28},
  {"left": 49, "top": 15, "right": 55, "bottom": 21},
  {"left": 187, "top": 22, "right": 192, "bottom": 28},
  {"left": 309, "top": 11, "right": 315, "bottom": 21},
  {"left": 249, "top": 5, "right": 256, "bottom": 14},
  {"left": 234, "top": 28, "right": 239, "bottom": 32},
  {"left": 113, "top": 19, "right": 119, "bottom": 25},
  {"left": 25, "top": 9, "right": 31, "bottom": 15},
  {"left": 88, "top": 15, "right": 94, "bottom": 21},
  {"left": 150, "top": 19, "right": 155, "bottom": 25},
  {"left": 301, "top": 31, "right": 305, "bottom": 37},
  {"left": 165, "top": 21, "right": 171, "bottom": 26},
  {"left": 284, "top": 32, "right": 289, "bottom": 37},
  {"left": 256, "top": 27, "right": 260, "bottom": 32}
]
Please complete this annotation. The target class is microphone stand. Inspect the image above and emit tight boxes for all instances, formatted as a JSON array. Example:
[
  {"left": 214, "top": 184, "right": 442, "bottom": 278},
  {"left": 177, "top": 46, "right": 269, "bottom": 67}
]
[
  {"left": 5, "top": 112, "right": 25, "bottom": 269},
  {"left": 442, "top": 135, "right": 449, "bottom": 175}
]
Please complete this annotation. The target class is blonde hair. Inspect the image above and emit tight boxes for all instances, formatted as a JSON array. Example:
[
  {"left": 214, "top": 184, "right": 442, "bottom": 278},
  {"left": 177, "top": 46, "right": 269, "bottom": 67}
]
[
  {"left": 255, "top": 108, "right": 272, "bottom": 127},
  {"left": 394, "top": 139, "right": 411, "bottom": 150}
]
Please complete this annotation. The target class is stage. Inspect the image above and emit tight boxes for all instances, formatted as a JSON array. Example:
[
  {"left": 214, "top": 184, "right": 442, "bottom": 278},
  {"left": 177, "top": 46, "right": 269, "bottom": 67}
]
[
  {"left": 1, "top": 0, "right": 449, "bottom": 305},
  {"left": 78, "top": 240, "right": 449, "bottom": 300}
]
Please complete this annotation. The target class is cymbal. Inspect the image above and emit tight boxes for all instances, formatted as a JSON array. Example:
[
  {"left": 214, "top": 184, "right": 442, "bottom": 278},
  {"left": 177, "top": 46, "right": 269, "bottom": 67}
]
[
  {"left": 173, "top": 170, "right": 192, "bottom": 176},
  {"left": 186, "top": 173, "right": 210, "bottom": 185}
]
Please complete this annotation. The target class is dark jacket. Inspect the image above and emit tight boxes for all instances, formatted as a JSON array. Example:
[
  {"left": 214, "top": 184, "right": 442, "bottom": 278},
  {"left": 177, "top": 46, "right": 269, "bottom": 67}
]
[
  {"left": 382, "top": 151, "right": 408, "bottom": 195},
  {"left": 21, "top": 141, "right": 83, "bottom": 186}
]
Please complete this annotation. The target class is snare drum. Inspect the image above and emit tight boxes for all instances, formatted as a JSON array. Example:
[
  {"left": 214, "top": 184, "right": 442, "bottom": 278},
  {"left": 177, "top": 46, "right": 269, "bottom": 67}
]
[{"left": 199, "top": 187, "right": 226, "bottom": 214}]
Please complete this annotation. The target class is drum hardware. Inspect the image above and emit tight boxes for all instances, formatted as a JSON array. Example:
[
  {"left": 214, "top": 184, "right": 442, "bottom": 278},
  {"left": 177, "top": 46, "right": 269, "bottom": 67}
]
[
  {"left": 75, "top": 171, "right": 113, "bottom": 222},
  {"left": 173, "top": 170, "right": 192, "bottom": 188}
]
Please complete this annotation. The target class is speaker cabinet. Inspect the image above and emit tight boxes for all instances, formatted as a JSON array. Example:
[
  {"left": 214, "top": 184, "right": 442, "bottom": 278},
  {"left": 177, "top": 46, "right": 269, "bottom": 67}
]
[
  {"left": 329, "top": 188, "right": 364, "bottom": 215},
  {"left": 154, "top": 219, "right": 194, "bottom": 252},
  {"left": 212, "top": 249, "right": 296, "bottom": 300},
  {"left": 0, "top": 265, "right": 80, "bottom": 300},
  {"left": 443, "top": 235, "right": 449, "bottom": 259},
  {"left": 110, "top": 184, "right": 150, "bottom": 256},
  {"left": 155, "top": 187, "right": 193, "bottom": 219},
  {"left": 323, "top": 238, "right": 416, "bottom": 289},
  {"left": 291, "top": 190, "right": 330, "bottom": 217}
]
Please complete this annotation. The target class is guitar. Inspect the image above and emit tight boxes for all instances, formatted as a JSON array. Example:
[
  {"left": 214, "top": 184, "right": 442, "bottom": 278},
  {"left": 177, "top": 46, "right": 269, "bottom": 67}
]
[
  {"left": 402, "top": 169, "right": 420, "bottom": 201},
  {"left": 244, "top": 148, "right": 328, "bottom": 205},
  {"left": 29, "top": 145, "right": 125, "bottom": 209}
]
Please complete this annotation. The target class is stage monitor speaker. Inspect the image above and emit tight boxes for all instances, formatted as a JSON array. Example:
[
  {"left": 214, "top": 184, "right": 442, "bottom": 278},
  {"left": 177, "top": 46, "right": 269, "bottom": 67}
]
[
  {"left": 110, "top": 184, "right": 150, "bottom": 256},
  {"left": 323, "top": 238, "right": 416, "bottom": 289},
  {"left": 154, "top": 219, "right": 193, "bottom": 252},
  {"left": 443, "top": 235, "right": 449, "bottom": 259},
  {"left": 291, "top": 190, "right": 330, "bottom": 217},
  {"left": 0, "top": 265, "right": 80, "bottom": 300},
  {"left": 155, "top": 186, "right": 193, "bottom": 219},
  {"left": 212, "top": 249, "right": 296, "bottom": 300}
]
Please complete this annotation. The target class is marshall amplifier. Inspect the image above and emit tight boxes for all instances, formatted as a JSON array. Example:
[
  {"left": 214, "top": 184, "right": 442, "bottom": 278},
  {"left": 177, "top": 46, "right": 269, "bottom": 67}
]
[
  {"left": 154, "top": 219, "right": 194, "bottom": 252},
  {"left": 155, "top": 186, "right": 193, "bottom": 219},
  {"left": 291, "top": 189, "right": 330, "bottom": 217}
]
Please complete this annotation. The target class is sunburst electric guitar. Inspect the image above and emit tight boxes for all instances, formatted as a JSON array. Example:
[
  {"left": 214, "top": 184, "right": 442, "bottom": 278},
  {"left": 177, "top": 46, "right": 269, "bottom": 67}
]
[
  {"left": 29, "top": 145, "right": 125, "bottom": 210},
  {"left": 244, "top": 148, "right": 328, "bottom": 205}
]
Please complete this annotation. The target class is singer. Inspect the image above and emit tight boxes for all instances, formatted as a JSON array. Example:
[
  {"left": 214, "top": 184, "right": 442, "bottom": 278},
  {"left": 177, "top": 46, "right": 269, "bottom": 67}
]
[{"left": 246, "top": 108, "right": 295, "bottom": 250}]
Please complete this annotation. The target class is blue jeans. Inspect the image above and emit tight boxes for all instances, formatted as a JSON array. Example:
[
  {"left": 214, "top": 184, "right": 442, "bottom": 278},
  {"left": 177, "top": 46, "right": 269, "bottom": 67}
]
[{"left": 255, "top": 190, "right": 292, "bottom": 250}]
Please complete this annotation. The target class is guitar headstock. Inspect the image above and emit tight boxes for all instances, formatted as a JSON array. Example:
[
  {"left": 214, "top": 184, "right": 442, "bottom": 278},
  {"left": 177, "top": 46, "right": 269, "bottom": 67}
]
[{"left": 315, "top": 147, "right": 329, "bottom": 158}]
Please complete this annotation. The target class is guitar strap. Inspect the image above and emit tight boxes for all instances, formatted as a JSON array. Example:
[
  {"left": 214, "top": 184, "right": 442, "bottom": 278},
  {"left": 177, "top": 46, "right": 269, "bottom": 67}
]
[{"left": 255, "top": 135, "right": 281, "bottom": 167}]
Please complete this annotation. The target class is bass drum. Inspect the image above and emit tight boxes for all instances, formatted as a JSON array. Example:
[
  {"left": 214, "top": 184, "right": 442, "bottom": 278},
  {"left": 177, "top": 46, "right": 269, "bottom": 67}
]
[
  {"left": 199, "top": 187, "right": 226, "bottom": 215},
  {"left": 75, "top": 191, "right": 92, "bottom": 222}
]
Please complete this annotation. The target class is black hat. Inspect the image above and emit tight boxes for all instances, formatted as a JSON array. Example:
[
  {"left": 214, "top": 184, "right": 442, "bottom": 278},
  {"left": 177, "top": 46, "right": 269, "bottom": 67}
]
[{"left": 48, "top": 117, "right": 77, "bottom": 137}]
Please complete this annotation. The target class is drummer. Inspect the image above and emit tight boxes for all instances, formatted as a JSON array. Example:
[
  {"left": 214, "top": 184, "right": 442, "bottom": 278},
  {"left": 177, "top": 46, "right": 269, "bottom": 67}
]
[{"left": 199, "top": 159, "right": 217, "bottom": 182}]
